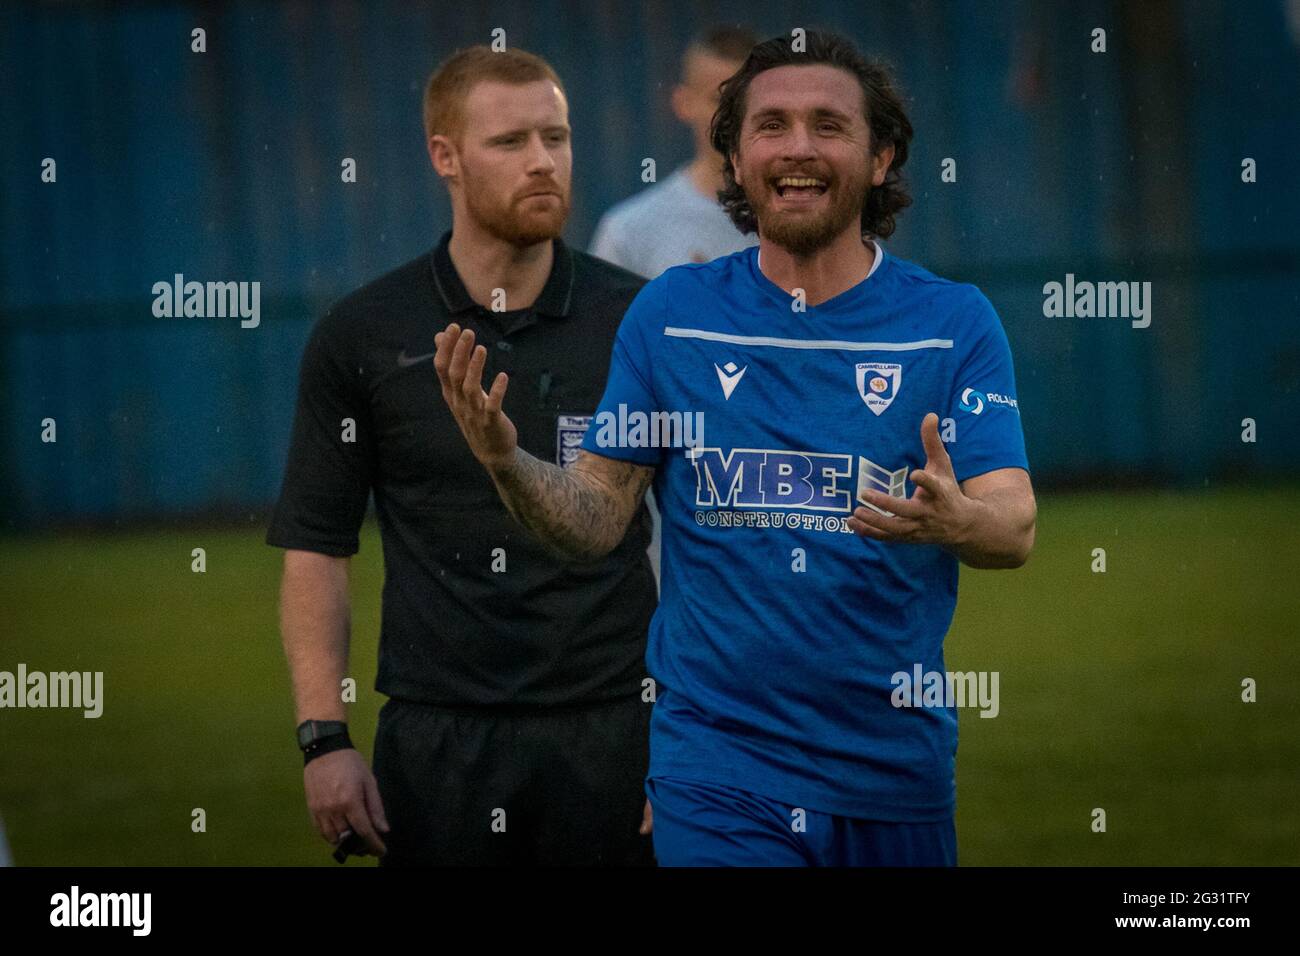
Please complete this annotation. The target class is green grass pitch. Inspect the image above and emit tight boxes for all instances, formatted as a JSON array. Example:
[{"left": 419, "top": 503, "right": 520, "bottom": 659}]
[{"left": 1, "top": 485, "right": 1296, "bottom": 865}]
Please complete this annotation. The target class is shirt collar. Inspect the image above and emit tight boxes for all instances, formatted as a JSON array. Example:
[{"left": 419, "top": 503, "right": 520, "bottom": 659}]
[
  {"left": 755, "top": 238, "right": 883, "bottom": 277},
  {"left": 431, "top": 229, "right": 574, "bottom": 319}
]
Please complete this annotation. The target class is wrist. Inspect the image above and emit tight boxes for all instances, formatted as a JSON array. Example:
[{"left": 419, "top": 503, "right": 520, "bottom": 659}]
[
  {"left": 297, "top": 719, "right": 351, "bottom": 766},
  {"left": 302, "top": 732, "right": 354, "bottom": 766},
  {"left": 947, "top": 494, "right": 983, "bottom": 551},
  {"left": 483, "top": 444, "right": 519, "bottom": 477}
]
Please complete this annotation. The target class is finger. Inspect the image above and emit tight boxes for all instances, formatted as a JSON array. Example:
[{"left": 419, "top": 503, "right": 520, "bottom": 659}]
[
  {"left": 462, "top": 344, "right": 488, "bottom": 410},
  {"left": 432, "top": 327, "right": 457, "bottom": 393},
  {"left": 345, "top": 803, "right": 386, "bottom": 857},
  {"left": 910, "top": 468, "right": 945, "bottom": 497},
  {"left": 640, "top": 799, "right": 653, "bottom": 836},
  {"left": 363, "top": 773, "right": 390, "bottom": 834},
  {"left": 859, "top": 488, "right": 925, "bottom": 519},
  {"left": 314, "top": 813, "right": 338, "bottom": 844},
  {"left": 853, "top": 505, "right": 917, "bottom": 537},
  {"left": 847, "top": 516, "right": 891, "bottom": 540},
  {"left": 484, "top": 371, "right": 509, "bottom": 416},
  {"left": 920, "top": 412, "right": 954, "bottom": 474},
  {"left": 447, "top": 327, "right": 476, "bottom": 391},
  {"left": 322, "top": 815, "right": 346, "bottom": 845}
]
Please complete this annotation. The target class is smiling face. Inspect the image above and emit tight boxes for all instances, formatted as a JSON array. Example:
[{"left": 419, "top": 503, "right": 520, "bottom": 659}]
[
  {"left": 731, "top": 64, "right": 892, "bottom": 256},
  {"left": 440, "top": 79, "right": 573, "bottom": 246}
]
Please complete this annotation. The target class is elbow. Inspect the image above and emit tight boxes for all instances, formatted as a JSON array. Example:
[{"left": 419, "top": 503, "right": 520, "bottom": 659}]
[
  {"left": 978, "top": 514, "right": 1036, "bottom": 570},
  {"left": 537, "top": 531, "right": 618, "bottom": 565},
  {"left": 1006, "top": 514, "right": 1037, "bottom": 568},
  {"left": 580, "top": 530, "right": 623, "bottom": 564}
]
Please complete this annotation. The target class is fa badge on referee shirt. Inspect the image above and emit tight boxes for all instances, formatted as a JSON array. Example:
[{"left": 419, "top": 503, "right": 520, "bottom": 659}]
[
  {"left": 556, "top": 415, "right": 593, "bottom": 468},
  {"left": 856, "top": 362, "right": 901, "bottom": 416}
]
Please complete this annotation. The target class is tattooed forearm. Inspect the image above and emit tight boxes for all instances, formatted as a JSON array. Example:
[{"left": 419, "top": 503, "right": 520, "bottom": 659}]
[{"left": 486, "top": 448, "right": 654, "bottom": 562}]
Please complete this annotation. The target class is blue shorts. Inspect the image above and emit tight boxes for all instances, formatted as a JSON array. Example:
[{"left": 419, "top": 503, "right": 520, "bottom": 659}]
[{"left": 647, "top": 775, "right": 957, "bottom": 867}]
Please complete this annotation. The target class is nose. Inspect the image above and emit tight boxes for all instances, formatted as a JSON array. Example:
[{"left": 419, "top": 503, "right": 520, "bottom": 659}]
[
  {"left": 781, "top": 120, "right": 818, "bottom": 162},
  {"left": 524, "top": 131, "right": 557, "bottom": 175}
]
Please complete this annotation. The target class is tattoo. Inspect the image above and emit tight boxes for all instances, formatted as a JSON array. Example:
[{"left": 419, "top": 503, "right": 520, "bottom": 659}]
[{"left": 488, "top": 449, "right": 654, "bottom": 562}]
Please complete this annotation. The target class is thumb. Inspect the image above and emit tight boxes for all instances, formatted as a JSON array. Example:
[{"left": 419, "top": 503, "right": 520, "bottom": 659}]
[{"left": 920, "top": 412, "right": 952, "bottom": 472}]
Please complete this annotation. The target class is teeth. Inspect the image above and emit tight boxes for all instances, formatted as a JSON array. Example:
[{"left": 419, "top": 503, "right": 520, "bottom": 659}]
[{"left": 776, "top": 177, "right": 826, "bottom": 188}]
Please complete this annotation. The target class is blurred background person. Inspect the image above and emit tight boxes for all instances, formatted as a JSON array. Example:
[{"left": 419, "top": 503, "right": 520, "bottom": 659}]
[
  {"left": 589, "top": 25, "right": 759, "bottom": 277},
  {"left": 590, "top": 25, "right": 759, "bottom": 584}
]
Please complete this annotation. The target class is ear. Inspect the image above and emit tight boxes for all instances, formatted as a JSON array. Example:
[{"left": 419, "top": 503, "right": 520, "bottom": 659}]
[
  {"left": 428, "top": 134, "right": 458, "bottom": 180},
  {"left": 730, "top": 151, "right": 743, "bottom": 186},
  {"left": 871, "top": 143, "right": 895, "bottom": 187}
]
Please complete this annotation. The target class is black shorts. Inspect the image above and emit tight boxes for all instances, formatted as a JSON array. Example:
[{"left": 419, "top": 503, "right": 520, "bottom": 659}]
[{"left": 373, "top": 694, "right": 654, "bottom": 866}]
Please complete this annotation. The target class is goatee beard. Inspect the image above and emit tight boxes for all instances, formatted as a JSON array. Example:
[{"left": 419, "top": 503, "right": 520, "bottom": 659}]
[
  {"left": 466, "top": 180, "right": 570, "bottom": 246},
  {"left": 750, "top": 179, "right": 868, "bottom": 257}
]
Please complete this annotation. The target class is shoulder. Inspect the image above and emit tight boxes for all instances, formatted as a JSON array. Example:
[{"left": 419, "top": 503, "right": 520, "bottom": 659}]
[
  {"left": 615, "top": 248, "right": 753, "bottom": 340},
  {"left": 314, "top": 251, "right": 432, "bottom": 347},
  {"left": 654, "top": 246, "right": 754, "bottom": 306},
  {"left": 569, "top": 245, "right": 647, "bottom": 318},
  {"left": 883, "top": 251, "right": 1002, "bottom": 333},
  {"left": 331, "top": 252, "right": 431, "bottom": 320}
]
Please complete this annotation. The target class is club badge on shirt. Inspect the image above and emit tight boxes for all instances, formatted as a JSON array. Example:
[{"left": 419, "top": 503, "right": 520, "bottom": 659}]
[
  {"left": 556, "top": 415, "right": 594, "bottom": 468},
  {"left": 856, "top": 362, "right": 902, "bottom": 416}
]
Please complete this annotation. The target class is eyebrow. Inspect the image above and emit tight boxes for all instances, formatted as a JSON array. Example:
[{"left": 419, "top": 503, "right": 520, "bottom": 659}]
[
  {"left": 750, "top": 106, "right": 857, "bottom": 125},
  {"left": 485, "top": 124, "right": 570, "bottom": 143}
]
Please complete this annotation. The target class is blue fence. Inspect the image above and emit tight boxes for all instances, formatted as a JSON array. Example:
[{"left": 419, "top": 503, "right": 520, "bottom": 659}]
[{"left": 2, "top": 0, "right": 1298, "bottom": 528}]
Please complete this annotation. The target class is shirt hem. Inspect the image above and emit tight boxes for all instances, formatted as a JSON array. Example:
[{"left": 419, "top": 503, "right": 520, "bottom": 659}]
[{"left": 647, "top": 761, "right": 955, "bottom": 823}]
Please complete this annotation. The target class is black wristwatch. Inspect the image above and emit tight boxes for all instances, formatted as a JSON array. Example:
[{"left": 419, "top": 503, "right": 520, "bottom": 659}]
[{"left": 296, "top": 719, "right": 352, "bottom": 765}]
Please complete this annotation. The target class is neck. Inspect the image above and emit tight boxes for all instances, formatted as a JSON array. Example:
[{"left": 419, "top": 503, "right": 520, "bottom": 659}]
[
  {"left": 686, "top": 152, "right": 725, "bottom": 198},
  {"left": 447, "top": 216, "right": 554, "bottom": 311},
  {"left": 757, "top": 229, "right": 877, "bottom": 307}
]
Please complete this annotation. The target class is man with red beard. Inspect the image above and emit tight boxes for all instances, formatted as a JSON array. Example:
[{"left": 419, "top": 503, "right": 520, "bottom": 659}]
[
  {"left": 267, "top": 46, "right": 657, "bottom": 865},
  {"left": 433, "top": 32, "right": 1036, "bottom": 865}
]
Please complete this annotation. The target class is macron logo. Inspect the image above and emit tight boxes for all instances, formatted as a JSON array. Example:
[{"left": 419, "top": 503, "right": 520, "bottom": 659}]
[{"left": 714, "top": 361, "right": 747, "bottom": 400}]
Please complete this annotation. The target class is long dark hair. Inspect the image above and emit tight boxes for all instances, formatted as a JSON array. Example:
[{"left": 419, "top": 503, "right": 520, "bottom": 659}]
[{"left": 710, "top": 31, "right": 914, "bottom": 240}]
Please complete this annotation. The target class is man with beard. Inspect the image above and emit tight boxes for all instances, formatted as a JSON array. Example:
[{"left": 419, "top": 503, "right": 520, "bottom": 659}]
[
  {"left": 267, "top": 46, "right": 657, "bottom": 865},
  {"left": 433, "top": 31, "right": 1037, "bottom": 866}
]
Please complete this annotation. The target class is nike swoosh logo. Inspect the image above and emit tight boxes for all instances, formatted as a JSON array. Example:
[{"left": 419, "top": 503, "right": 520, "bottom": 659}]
[{"left": 397, "top": 350, "right": 437, "bottom": 368}]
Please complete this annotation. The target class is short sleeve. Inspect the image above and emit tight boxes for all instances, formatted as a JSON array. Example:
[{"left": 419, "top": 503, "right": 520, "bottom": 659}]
[
  {"left": 946, "top": 292, "right": 1030, "bottom": 483},
  {"left": 580, "top": 280, "right": 665, "bottom": 466},
  {"left": 265, "top": 311, "right": 374, "bottom": 556}
]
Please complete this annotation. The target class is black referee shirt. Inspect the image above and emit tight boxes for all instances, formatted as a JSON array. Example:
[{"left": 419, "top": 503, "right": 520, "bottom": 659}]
[{"left": 267, "top": 230, "right": 657, "bottom": 708}]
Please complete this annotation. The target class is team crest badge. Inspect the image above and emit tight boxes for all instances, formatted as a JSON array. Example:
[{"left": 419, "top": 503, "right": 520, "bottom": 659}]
[
  {"left": 556, "top": 414, "right": 593, "bottom": 467},
  {"left": 856, "top": 362, "right": 902, "bottom": 416}
]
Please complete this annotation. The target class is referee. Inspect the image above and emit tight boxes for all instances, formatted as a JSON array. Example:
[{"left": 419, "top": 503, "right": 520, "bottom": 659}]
[
  {"left": 267, "top": 46, "right": 657, "bottom": 865},
  {"left": 433, "top": 32, "right": 1037, "bottom": 866}
]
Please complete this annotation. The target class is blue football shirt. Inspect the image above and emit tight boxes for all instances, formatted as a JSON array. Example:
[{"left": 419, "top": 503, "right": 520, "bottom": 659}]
[{"left": 580, "top": 243, "right": 1029, "bottom": 821}]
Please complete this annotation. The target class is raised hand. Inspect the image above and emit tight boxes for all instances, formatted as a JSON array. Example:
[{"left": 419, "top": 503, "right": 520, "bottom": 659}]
[
  {"left": 432, "top": 323, "right": 519, "bottom": 471},
  {"left": 848, "top": 412, "right": 976, "bottom": 547}
]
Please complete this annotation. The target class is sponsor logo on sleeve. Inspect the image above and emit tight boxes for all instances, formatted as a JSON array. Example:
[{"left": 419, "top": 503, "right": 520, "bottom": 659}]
[{"left": 960, "top": 386, "right": 1018, "bottom": 415}]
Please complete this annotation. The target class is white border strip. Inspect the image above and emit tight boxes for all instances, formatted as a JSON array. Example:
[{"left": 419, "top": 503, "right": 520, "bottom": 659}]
[{"left": 663, "top": 327, "right": 952, "bottom": 351}]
